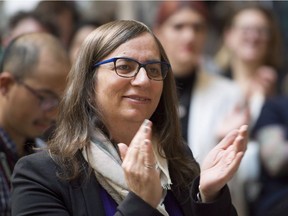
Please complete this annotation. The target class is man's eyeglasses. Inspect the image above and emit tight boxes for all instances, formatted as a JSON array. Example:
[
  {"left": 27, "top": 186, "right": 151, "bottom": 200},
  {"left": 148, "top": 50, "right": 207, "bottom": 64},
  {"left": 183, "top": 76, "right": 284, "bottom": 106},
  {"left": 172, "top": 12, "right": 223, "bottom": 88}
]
[
  {"left": 93, "top": 57, "right": 170, "bottom": 81},
  {"left": 17, "top": 80, "right": 60, "bottom": 112}
]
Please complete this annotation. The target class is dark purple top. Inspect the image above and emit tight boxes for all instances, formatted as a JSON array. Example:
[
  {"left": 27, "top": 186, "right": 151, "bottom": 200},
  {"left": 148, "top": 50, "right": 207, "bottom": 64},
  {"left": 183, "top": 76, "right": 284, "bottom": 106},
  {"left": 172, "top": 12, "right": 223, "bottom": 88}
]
[{"left": 99, "top": 184, "right": 184, "bottom": 216}]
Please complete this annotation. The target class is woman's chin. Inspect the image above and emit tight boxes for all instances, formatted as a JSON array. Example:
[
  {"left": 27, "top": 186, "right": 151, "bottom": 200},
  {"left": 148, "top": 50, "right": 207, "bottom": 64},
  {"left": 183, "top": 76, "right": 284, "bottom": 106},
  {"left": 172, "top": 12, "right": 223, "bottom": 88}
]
[{"left": 122, "top": 111, "right": 151, "bottom": 123}]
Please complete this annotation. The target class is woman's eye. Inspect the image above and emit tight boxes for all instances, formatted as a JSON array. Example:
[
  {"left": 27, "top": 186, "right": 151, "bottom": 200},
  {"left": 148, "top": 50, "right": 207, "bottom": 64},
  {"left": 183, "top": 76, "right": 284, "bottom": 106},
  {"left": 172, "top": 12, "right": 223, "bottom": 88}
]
[
  {"left": 116, "top": 63, "right": 134, "bottom": 75},
  {"left": 117, "top": 64, "right": 130, "bottom": 70},
  {"left": 148, "top": 67, "right": 161, "bottom": 77},
  {"left": 173, "top": 24, "right": 184, "bottom": 31}
]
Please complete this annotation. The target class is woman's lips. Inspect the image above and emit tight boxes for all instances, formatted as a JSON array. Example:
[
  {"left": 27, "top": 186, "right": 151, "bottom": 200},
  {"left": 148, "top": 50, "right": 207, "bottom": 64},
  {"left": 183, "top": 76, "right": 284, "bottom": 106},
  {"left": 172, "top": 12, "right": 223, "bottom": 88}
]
[{"left": 123, "top": 95, "right": 151, "bottom": 103}]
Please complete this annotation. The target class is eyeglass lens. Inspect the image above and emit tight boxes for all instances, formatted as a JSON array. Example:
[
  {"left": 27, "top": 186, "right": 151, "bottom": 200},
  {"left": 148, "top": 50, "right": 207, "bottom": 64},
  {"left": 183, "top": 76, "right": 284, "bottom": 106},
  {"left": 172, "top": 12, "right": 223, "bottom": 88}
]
[
  {"left": 115, "top": 58, "right": 168, "bottom": 80},
  {"left": 40, "top": 97, "right": 59, "bottom": 111},
  {"left": 21, "top": 83, "right": 59, "bottom": 111}
]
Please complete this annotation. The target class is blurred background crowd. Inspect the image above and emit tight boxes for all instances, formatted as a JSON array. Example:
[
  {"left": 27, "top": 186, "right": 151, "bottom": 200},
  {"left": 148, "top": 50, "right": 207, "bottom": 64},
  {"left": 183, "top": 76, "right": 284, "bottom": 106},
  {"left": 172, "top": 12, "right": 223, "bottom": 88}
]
[{"left": 1, "top": 1, "right": 288, "bottom": 216}]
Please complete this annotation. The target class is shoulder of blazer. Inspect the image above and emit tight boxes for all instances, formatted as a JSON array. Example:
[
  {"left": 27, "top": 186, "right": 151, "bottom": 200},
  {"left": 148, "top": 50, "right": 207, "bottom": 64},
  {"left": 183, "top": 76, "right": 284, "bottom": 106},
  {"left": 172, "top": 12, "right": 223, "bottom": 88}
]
[{"left": 13, "top": 150, "right": 106, "bottom": 215}]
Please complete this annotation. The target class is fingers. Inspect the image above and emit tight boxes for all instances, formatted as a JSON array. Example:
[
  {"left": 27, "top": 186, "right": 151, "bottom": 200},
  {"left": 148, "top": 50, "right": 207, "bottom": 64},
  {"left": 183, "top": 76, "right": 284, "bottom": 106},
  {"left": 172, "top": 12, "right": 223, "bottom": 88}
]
[
  {"left": 124, "top": 119, "right": 152, "bottom": 162},
  {"left": 239, "top": 124, "right": 249, "bottom": 137},
  {"left": 122, "top": 119, "right": 156, "bottom": 169},
  {"left": 217, "top": 129, "right": 238, "bottom": 150},
  {"left": 118, "top": 143, "right": 128, "bottom": 161},
  {"left": 142, "top": 139, "right": 157, "bottom": 170},
  {"left": 221, "top": 125, "right": 248, "bottom": 175},
  {"left": 130, "top": 119, "right": 152, "bottom": 148},
  {"left": 217, "top": 125, "right": 249, "bottom": 150},
  {"left": 120, "top": 119, "right": 162, "bottom": 207},
  {"left": 234, "top": 125, "right": 249, "bottom": 153},
  {"left": 200, "top": 124, "right": 249, "bottom": 199},
  {"left": 223, "top": 150, "right": 244, "bottom": 178}
]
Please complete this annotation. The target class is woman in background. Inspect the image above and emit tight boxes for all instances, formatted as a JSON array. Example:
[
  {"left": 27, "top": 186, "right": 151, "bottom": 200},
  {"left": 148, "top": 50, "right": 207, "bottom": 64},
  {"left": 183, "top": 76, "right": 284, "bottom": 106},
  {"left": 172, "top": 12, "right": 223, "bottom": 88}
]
[
  {"left": 216, "top": 5, "right": 283, "bottom": 126},
  {"left": 153, "top": 0, "right": 247, "bottom": 168}
]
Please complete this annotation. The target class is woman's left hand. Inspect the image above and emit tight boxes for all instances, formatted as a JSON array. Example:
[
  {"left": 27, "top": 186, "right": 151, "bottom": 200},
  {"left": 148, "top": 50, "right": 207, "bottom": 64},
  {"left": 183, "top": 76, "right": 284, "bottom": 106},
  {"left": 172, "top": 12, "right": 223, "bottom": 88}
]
[
  {"left": 199, "top": 125, "right": 248, "bottom": 202},
  {"left": 118, "top": 119, "right": 162, "bottom": 208}
]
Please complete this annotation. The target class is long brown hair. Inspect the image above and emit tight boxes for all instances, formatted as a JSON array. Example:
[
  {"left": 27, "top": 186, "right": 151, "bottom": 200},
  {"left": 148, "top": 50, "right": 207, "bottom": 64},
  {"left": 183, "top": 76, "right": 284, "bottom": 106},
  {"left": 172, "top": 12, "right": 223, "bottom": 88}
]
[{"left": 49, "top": 20, "right": 199, "bottom": 188}]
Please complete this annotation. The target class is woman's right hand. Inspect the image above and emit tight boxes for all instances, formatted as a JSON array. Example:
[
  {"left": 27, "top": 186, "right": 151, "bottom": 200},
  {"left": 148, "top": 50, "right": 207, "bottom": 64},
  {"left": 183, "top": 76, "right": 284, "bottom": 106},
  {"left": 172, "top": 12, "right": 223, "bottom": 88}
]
[{"left": 118, "top": 119, "right": 162, "bottom": 208}]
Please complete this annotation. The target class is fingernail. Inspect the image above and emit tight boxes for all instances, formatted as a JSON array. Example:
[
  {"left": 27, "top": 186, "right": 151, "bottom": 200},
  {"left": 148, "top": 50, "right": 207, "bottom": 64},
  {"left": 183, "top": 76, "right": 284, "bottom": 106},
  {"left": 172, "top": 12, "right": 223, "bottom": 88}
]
[
  {"left": 143, "top": 119, "right": 150, "bottom": 126},
  {"left": 240, "top": 125, "right": 249, "bottom": 132}
]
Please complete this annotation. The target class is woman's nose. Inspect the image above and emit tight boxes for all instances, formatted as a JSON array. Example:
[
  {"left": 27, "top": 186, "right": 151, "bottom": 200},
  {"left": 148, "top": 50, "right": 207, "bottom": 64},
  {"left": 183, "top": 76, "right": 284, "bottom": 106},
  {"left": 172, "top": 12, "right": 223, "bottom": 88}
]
[
  {"left": 131, "top": 67, "right": 150, "bottom": 86},
  {"left": 184, "top": 28, "right": 196, "bottom": 40}
]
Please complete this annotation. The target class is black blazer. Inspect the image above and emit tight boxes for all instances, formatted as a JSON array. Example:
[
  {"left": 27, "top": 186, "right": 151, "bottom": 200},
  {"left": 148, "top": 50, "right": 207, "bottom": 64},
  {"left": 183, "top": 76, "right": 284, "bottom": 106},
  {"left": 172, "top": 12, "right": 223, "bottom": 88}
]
[{"left": 11, "top": 151, "right": 237, "bottom": 216}]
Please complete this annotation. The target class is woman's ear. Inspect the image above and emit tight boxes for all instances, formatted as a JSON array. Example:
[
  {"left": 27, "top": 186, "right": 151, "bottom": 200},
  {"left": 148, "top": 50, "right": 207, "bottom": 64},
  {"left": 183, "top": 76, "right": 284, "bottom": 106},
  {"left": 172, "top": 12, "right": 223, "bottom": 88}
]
[{"left": 0, "top": 72, "right": 15, "bottom": 95}]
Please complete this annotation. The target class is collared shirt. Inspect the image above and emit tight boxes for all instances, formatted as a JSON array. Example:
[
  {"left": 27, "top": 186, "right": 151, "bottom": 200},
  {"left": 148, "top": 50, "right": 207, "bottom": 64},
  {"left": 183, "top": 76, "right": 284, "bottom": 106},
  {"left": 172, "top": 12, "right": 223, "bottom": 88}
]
[{"left": 0, "top": 128, "right": 39, "bottom": 215}]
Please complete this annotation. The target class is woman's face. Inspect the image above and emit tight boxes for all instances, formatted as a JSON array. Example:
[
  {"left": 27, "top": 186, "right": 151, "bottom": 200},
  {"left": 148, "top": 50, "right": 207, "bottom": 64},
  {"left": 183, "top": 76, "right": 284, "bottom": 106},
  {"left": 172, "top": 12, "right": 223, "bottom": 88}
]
[
  {"left": 94, "top": 33, "right": 163, "bottom": 127},
  {"left": 225, "top": 9, "right": 270, "bottom": 64},
  {"left": 155, "top": 8, "right": 207, "bottom": 76}
]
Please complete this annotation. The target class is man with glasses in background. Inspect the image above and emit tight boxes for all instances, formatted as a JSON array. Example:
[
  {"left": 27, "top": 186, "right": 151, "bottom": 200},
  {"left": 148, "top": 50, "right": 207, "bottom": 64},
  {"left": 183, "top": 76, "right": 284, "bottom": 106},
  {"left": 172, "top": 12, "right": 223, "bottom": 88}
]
[{"left": 0, "top": 32, "right": 70, "bottom": 215}]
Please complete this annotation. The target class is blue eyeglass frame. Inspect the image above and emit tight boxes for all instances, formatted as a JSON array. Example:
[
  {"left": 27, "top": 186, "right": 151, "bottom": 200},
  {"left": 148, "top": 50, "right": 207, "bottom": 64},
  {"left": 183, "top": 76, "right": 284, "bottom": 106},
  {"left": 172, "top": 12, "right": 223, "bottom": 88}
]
[{"left": 92, "top": 57, "right": 171, "bottom": 81}]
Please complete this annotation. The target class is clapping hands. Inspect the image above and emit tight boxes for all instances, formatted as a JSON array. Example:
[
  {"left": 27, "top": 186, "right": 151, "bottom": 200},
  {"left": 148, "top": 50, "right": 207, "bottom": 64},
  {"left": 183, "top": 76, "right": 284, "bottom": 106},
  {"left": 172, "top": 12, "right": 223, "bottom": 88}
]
[{"left": 199, "top": 125, "right": 248, "bottom": 202}]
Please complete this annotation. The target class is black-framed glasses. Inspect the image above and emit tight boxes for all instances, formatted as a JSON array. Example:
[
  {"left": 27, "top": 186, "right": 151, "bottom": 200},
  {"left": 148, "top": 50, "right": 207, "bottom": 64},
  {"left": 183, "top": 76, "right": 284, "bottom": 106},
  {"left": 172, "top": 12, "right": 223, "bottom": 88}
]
[
  {"left": 93, "top": 57, "right": 170, "bottom": 81},
  {"left": 17, "top": 80, "right": 60, "bottom": 112}
]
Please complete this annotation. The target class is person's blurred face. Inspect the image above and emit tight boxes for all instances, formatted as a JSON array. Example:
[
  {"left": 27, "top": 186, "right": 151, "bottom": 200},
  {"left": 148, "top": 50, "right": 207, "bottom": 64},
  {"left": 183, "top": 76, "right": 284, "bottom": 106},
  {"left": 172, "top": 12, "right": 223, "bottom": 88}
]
[
  {"left": 225, "top": 9, "right": 270, "bottom": 65},
  {"left": 2, "top": 51, "right": 69, "bottom": 139},
  {"left": 155, "top": 8, "right": 207, "bottom": 76},
  {"left": 94, "top": 33, "right": 163, "bottom": 128},
  {"left": 3, "top": 18, "right": 46, "bottom": 47}
]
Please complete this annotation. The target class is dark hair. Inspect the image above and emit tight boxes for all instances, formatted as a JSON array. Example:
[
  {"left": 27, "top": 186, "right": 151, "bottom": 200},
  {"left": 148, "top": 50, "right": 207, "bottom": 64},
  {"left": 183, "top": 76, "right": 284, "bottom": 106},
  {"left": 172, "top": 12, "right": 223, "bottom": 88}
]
[
  {"left": 0, "top": 32, "right": 69, "bottom": 80},
  {"left": 8, "top": 11, "right": 59, "bottom": 38},
  {"left": 35, "top": 1, "right": 79, "bottom": 23},
  {"left": 0, "top": 35, "right": 39, "bottom": 78},
  {"left": 155, "top": 0, "right": 209, "bottom": 27},
  {"left": 49, "top": 20, "right": 200, "bottom": 189},
  {"left": 34, "top": 1, "right": 79, "bottom": 46}
]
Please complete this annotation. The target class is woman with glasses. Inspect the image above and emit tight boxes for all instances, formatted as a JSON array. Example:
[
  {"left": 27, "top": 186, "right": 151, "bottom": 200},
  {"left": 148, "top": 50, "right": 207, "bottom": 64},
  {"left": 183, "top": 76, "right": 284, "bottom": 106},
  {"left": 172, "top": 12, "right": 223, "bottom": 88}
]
[
  {"left": 11, "top": 20, "right": 248, "bottom": 216},
  {"left": 216, "top": 5, "right": 283, "bottom": 126},
  {"left": 215, "top": 5, "right": 284, "bottom": 215}
]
